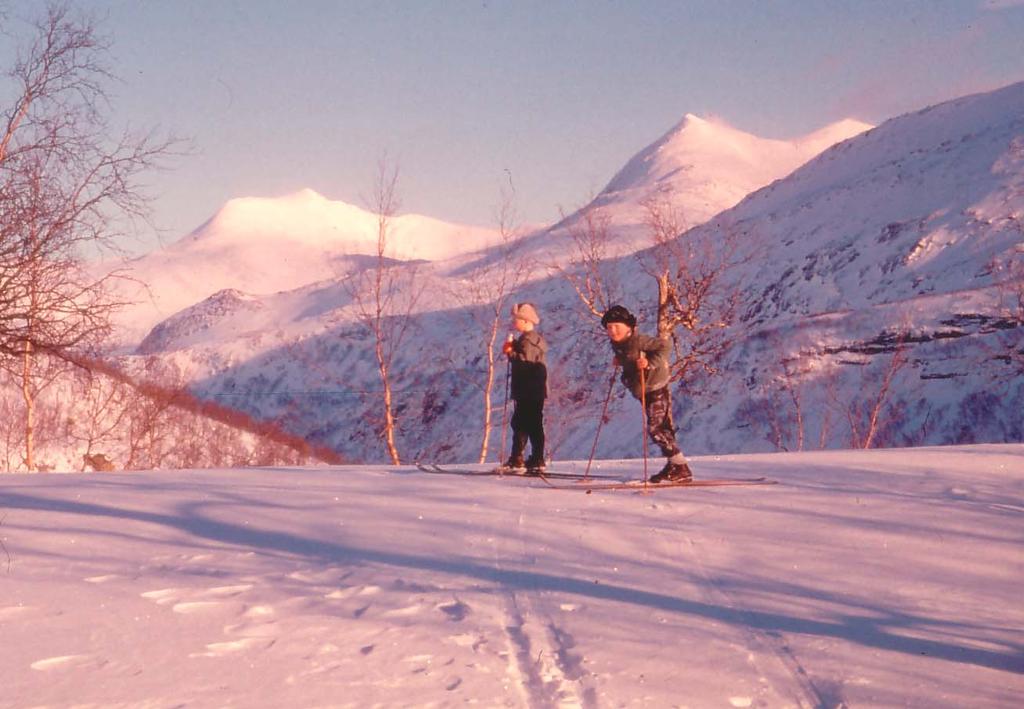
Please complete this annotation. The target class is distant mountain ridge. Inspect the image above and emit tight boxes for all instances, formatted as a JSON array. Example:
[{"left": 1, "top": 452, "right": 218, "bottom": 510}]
[{"left": 109, "top": 112, "right": 868, "bottom": 344}]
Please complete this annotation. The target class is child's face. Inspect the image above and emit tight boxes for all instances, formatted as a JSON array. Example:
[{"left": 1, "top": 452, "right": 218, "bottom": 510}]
[
  {"left": 512, "top": 317, "right": 531, "bottom": 332},
  {"left": 605, "top": 322, "right": 631, "bottom": 342}
]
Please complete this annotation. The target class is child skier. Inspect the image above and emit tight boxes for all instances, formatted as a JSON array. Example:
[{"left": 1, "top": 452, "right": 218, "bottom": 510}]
[
  {"left": 500, "top": 302, "right": 548, "bottom": 474},
  {"left": 600, "top": 304, "right": 692, "bottom": 483}
]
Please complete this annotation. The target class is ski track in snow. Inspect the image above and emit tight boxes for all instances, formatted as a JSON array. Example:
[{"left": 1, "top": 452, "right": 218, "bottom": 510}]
[
  {"left": 685, "top": 535, "right": 841, "bottom": 708},
  {"left": 497, "top": 507, "right": 596, "bottom": 709}
]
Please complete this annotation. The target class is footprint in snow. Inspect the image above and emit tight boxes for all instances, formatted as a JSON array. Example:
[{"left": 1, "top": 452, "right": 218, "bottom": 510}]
[
  {"left": 203, "top": 584, "right": 254, "bottom": 597},
  {"left": 382, "top": 603, "right": 424, "bottom": 618},
  {"left": 30, "top": 654, "right": 97, "bottom": 671},
  {"left": 172, "top": 601, "right": 228, "bottom": 614},
  {"left": 140, "top": 588, "right": 183, "bottom": 605},
  {"left": 324, "top": 583, "right": 379, "bottom": 600},
  {"left": 437, "top": 600, "right": 471, "bottom": 622},
  {"left": 0, "top": 605, "right": 35, "bottom": 620},
  {"left": 243, "top": 604, "right": 276, "bottom": 619},
  {"left": 188, "top": 637, "right": 272, "bottom": 658},
  {"left": 141, "top": 584, "right": 254, "bottom": 609},
  {"left": 84, "top": 574, "right": 121, "bottom": 584}
]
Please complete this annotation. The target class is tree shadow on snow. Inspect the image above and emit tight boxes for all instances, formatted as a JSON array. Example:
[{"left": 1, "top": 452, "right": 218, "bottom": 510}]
[{"left": 3, "top": 487, "right": 1023, "bottom": 676}]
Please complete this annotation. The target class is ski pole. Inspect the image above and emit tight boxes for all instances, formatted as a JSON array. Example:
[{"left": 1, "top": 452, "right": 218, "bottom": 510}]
[
  {"left": 584, "top": 365, "right": 618, "bottom": 481},
  {"left": 639, "top": 363, "right": 649, "bottom": 485},
  {"left": 497, "top": 333, "right": 513, "bottom": 465}
]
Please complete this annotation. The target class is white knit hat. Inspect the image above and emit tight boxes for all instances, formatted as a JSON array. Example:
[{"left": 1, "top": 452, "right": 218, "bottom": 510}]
[{"left": 511, "top": 302, "right": 540, "bottom": 325}]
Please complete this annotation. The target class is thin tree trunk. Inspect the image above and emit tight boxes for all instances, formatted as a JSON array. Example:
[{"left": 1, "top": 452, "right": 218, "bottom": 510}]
[
  {"left": 21, "top": 340, "right": 35, "bottom": 471},
  {"left": 478, "top": 320, "right": 500, "bottom": 464},
  {"left": 656, "top": 273, "right": 672, "bottom": 340},
  {"left": 377, "top": 345, "right": 400, "bottom": 465},
  {"left": 862, "top": 347, "right": 905, "bottom": 449}
]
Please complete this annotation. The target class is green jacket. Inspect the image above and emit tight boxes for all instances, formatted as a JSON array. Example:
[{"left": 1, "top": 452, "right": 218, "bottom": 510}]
[{"left": 610, "top": 331, "right": 670, "bottom": 400}]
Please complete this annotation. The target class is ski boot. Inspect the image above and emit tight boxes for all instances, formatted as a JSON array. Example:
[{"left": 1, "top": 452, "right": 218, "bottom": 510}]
[
  {"left": 495, "top": 458, "right": 526, "bottom": 475},
  {"left": 524, "top": 458, "right": 546, "bottom": 477},
  {"left": 650, "top": 461, "right": 693, "bottom": 484}
]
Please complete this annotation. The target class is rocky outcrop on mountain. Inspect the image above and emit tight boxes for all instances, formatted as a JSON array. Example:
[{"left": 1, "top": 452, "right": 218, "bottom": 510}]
[{"left": 138, "top": 289, "right": 265, "bottom": 355}]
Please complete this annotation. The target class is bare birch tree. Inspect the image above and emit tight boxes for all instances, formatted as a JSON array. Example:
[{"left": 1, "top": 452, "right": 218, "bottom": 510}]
[
  {"left": 739, "top": 337, "right": 810, "bottom": 452},
  {"left": 347, "top": 157, "right": 422, "bottom": 464},
  {"left": 829, "top": 336, "right": 910, "bottom": 449},
  {"left": 66, "top": 366, "right": 132, "bottom": 469},
  {"left": 639, "top": 189, "right": 744, "bottom": 388},
  {"left": 0, "top": 3, "right": 175, "bottom": 469},
  {"left": 990, "top": 245, "right": 1024, "bottom": 378}
]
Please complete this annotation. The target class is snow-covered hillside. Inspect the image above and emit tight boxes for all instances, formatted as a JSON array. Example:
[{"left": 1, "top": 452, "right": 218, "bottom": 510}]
[
  {"left": 674, "top": 80, "right": 1024, "bottom": 454},
  {"left": 719, "top": 82, "right": 1024, "bottom": 322},
  {"left": 3, "top": 446, "right": 1022, "bottom": 706},
  {"left": 113, "top": 82, "right": 1024, "bottom": 466}
]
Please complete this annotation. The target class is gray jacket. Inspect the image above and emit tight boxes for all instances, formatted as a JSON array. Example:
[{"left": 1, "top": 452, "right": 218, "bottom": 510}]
[
  {"left": 610, "top": 331, "right": 671, "bottom": 400},
  {"left": 509, "top": 330, "right": 548, "bottom": 401}
]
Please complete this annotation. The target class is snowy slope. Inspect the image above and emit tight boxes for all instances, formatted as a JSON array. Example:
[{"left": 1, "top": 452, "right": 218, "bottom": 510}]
[
  {"left": 659, "top": 81, "right": 1024, "bottom": 454},
  {"left": 716, "top": 81, "right": 1024, "bottom": 322},
  {"left": 2, "top": 446, "right": 1022, "bottom": 706}
]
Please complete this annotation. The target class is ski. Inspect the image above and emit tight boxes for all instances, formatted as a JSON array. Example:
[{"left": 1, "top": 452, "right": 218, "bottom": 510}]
[
  {"left": 413, "top": 464, "right": 775, "bottom": 490},
  {"left": 414, "top": 463, "right": 617, "bottom": 481},
  {"left": 545, "top": 476, "right": 776, "bottom": 491}
]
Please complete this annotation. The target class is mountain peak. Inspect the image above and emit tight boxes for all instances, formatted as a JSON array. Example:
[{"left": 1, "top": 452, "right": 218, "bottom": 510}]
[
  {"left": 282, "top": 187, "right": 330, "bottom": 202},
  {"left": 677, "top": 112, "right": 709, "bottom": 128},
  {"left": 598, "top": 113, "right": 871, "bottom": 213},
  {"left": 663, "top": 113, "right": 736, "bottom": 143}
]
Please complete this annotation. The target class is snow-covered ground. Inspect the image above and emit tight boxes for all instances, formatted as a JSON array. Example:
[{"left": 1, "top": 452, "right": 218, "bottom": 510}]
[{"left": 2, "top": 445, "right": 1022, "bottom": 707}]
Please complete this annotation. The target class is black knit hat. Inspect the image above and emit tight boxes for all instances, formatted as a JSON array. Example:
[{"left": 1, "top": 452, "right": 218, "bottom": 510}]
[{"left": 601, "top": 304, "right": 636, "bottom": 329}]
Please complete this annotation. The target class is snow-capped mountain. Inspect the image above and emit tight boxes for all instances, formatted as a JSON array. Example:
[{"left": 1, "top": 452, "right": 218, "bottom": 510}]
[
  {"left": 118, "top": 83, "right": 1022, "bottom": 464},
  {"left": 541, "top": 113, "right": 872, "bottom": 256},
  {"left": 107, "top": 188, "right": 502, "bottom": 342},
  {"left": 597, "top": 113, "right": 872, "bottom": 225}
]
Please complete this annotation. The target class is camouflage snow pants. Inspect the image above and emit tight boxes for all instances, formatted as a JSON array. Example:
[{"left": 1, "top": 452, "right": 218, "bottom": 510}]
[{"left": 644, "top": 386, "right": 681, "bottom": 458}]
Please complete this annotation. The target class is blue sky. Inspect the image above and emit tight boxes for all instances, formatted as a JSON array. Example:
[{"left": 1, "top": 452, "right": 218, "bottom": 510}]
[{"left": 5, "top": 1, "right": 1024, "bottom": 253}]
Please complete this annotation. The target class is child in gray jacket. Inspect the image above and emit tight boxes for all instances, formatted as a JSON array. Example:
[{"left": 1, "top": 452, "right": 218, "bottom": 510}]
[
  {"left": 601, "top": 304, "right": 692, "bottom": 483},
  {"left": 500, "top": 302, "right": 548, "bottom": 474}
]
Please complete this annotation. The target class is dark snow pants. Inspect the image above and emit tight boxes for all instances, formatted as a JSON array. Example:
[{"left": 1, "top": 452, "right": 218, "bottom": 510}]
[{"left": 510, "top": 398, "right": 545, "bottom": 464}]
